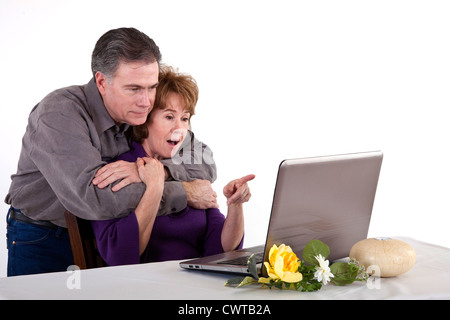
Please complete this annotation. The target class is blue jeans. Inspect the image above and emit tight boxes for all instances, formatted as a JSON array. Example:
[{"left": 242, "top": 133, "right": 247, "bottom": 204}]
[{"left": 6, "top": 208, "right": 74, "bottom": 276}]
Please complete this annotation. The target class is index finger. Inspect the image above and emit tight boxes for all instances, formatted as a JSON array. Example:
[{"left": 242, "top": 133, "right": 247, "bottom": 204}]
[
  {"left": 238, "top": 174, "right": 255, "bottom": 184},
  {"left": 94, "top": 162, "right": 114, "bottom": 177}
]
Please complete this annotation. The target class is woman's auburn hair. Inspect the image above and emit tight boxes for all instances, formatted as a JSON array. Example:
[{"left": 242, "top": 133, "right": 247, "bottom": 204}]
[{"left": 132, "top": 65, "right": 199, "bottom": 143}]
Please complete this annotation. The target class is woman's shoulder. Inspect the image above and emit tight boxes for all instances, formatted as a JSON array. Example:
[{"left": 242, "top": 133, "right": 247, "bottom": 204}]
[{"left": 116, "top": 141, "right": 146, "bottom": 161}]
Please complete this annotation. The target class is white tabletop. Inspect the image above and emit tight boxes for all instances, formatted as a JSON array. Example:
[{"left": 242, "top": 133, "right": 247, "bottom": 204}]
[{"left": 1, "top": 237, "right": 449, "bottom": 300}]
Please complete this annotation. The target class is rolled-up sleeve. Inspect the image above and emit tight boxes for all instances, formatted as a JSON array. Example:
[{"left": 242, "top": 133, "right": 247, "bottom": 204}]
[{"left": 159, "top": 131, "right": 217, "bottom": 215}]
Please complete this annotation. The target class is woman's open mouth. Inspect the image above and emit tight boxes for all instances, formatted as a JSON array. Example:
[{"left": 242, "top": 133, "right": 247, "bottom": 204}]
[
  {"left": 167, "top": 139, "right": 180, "bottom": 146},
  {"left": 167, "top": 130, "right": 186, "bottom": 148}
]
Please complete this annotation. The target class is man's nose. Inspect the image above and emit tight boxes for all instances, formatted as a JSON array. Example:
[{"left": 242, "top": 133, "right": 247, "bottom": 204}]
[{"left": 138, "top": 90, "right": 152, "bottom": 107}]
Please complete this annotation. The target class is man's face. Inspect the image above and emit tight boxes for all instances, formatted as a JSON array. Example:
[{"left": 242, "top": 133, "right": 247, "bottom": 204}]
[{"left": 96, "top": 60, "right": 159, "bottom": 126}]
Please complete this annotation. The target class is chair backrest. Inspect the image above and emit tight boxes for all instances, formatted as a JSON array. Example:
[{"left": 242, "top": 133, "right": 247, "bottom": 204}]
[{"left": 64, "top": 210, "right": 106, "bottom": 269}]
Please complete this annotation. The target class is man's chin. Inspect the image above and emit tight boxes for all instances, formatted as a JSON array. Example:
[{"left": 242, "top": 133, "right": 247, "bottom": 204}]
[{"left": 127, "top": 117, "right": 147, "bottom": 126}]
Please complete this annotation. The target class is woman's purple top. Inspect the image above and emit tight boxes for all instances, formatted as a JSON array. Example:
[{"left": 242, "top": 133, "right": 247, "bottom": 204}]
[{"left": 91, "top": 141, "right": 242, "bottom": 266}]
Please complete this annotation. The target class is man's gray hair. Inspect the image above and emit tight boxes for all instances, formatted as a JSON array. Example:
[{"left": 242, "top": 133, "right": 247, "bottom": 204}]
[{"left": 91, "top": 27, "right": 162, "bottom": 80}]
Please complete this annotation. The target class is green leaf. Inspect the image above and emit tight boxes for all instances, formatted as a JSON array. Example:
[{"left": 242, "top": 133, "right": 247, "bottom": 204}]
[
  {"left": 302, "top": 239, "right": 330, "bottom": 265},
  {"left": 299, "top": 279, "right": 322, "bottom": 292},
  {"left": 224, "top": 276, "right": 247, "bottom": 287},
  {"left": 247, "top": 254, "right": 259, "bottom": 280},
  {"left": 237, "top": 276, "right": 258, "bottom": 288},
  {"left": 274, "top": 280, "right": 284, "bottom": 290},
  {"left": 224, "top": 276, "right": 257, "bottom": 288},
  {"left": 330, "top": 262, "right": 359, "bottom": 286},
  {"left": 296, "top": 261, "right": 323, "bottom": 292}
]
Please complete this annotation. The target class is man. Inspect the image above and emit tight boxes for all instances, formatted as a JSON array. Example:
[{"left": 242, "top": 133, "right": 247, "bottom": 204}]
[{"left": 5, "top": 28, "right": 217, "bottom": 276}]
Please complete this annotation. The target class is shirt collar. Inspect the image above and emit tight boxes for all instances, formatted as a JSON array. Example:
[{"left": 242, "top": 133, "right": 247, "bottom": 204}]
[{"left": 84, "top": 78, "right": 130, "bottom": 136}]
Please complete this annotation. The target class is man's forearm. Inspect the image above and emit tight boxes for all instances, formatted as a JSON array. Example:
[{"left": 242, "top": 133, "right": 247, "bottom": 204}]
[{"left": 159, "top": 181, "right": 188, "bottom": 215}]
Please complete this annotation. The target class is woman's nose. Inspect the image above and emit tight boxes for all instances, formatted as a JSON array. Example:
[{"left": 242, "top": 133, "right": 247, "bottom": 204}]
[
  {"left": 172, "top": 118, "right": 185, "bottom": 130},
  {"left": 171, "top": 127, "right": 187, "bottom": 139}
]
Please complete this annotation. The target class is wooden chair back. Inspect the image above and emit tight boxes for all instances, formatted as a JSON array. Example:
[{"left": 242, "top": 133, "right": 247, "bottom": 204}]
[{"left": 64, "top": 210, "right": 106, "bottom": 269}]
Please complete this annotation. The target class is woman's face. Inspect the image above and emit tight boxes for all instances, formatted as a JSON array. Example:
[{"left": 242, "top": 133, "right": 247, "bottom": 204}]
[{"left": 146, "top": 92, "right": 190, "bottom": 159}]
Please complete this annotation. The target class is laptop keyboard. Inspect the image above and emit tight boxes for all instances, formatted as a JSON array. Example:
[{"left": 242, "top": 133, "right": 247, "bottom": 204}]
[{"left": 217, "top": 252, "right": 264, "bottom": 266}]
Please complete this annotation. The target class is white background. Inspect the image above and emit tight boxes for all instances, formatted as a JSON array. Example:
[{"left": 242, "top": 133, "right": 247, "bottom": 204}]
[{"left": 1, "top": 0, "right": 449, "bottom": 278}]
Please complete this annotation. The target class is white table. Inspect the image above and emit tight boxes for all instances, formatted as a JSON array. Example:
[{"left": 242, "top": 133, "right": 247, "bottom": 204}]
[{"left": 1, "top": 237, "right": 449, "bottom": 300}]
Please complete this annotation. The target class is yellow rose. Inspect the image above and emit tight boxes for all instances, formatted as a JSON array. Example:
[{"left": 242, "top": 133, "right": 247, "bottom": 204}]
[{"left": 258, "top": 244, "right": 302, "bottom": 284}]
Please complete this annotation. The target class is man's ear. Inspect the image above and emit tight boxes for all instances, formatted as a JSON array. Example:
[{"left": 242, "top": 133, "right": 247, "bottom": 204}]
[{"left": 95, "top": 72, "right": 108, "bottom": 96}]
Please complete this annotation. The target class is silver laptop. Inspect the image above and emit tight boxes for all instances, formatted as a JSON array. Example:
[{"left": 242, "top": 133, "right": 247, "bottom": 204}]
[{"left": 180, "top": 151, "right": 383, "bottom": 275}]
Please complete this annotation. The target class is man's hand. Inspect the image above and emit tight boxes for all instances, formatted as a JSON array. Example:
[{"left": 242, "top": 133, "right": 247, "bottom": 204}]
[
  {"left": 92, "top": 160, "right": 141, "bottom": 192},
  {"left": 223, "top": 174, "right": 255, "bottom": 206},
  {"left": 182, "top": 179, "right": 219, "bottom": 209}
]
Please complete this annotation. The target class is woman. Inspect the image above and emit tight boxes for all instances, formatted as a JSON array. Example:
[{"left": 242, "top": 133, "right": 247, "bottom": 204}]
[{"left": 91, "top": 66, "right": 254, "bottom": 265}]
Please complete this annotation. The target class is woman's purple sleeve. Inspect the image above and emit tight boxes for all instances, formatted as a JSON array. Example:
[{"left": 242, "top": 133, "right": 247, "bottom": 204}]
[
  {"left": 203, "top": 208, "right": 244, "bottom": 257},
  {"left": 91, "top": 212, "right": 140, "bottom": 266}
]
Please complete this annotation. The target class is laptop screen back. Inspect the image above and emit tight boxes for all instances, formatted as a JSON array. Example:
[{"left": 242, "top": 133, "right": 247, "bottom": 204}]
[{"left": 263, "top": 151, "right": 383, "bottom": 264}]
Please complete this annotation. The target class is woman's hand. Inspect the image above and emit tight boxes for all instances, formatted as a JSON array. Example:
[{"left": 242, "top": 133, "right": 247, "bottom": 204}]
[
  {"left": 221, "top": 174, "right": 255, "bottom": 252},
  {"left": 134, "top": 157, "right": 165, "bottom": 255},
  {"left": 223, "top": 174, "right": 255, "bottom": 206},
  {"left": 136, "top": 157, "right": 165, "bottom": 190},
  {"left": 93, "top": 160, "right": 141, "bottom": 192}
]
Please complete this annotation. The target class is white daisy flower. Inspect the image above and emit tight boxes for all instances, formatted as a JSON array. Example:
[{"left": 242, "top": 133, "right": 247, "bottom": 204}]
[{"left": 314, "top": 254, "right": 334, "bottom": 285}]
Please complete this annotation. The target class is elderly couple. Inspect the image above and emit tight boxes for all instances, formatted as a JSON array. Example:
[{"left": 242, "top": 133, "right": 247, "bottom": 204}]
[{"left": 5, "top": 28, "right": 254, "bottom": 276}]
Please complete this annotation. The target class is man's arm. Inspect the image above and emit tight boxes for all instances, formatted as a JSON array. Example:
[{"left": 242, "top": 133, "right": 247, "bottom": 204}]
[
  {"left": 161, "top": 130, "right": 217, "bottom": 183},
  {"left": 93, "top": 131, "right": 219, "bottom": 213},
  {"left": 28, "top": 109, "right": 144, "bottom": 221},
  {"left": 160, "top": 131, "right": 218, "bottom": 211}
]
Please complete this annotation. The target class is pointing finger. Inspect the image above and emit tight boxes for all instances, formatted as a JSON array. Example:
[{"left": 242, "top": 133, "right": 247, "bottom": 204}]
[{"left": 238, "top": 174, "right": 255, "bottom": 185}]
